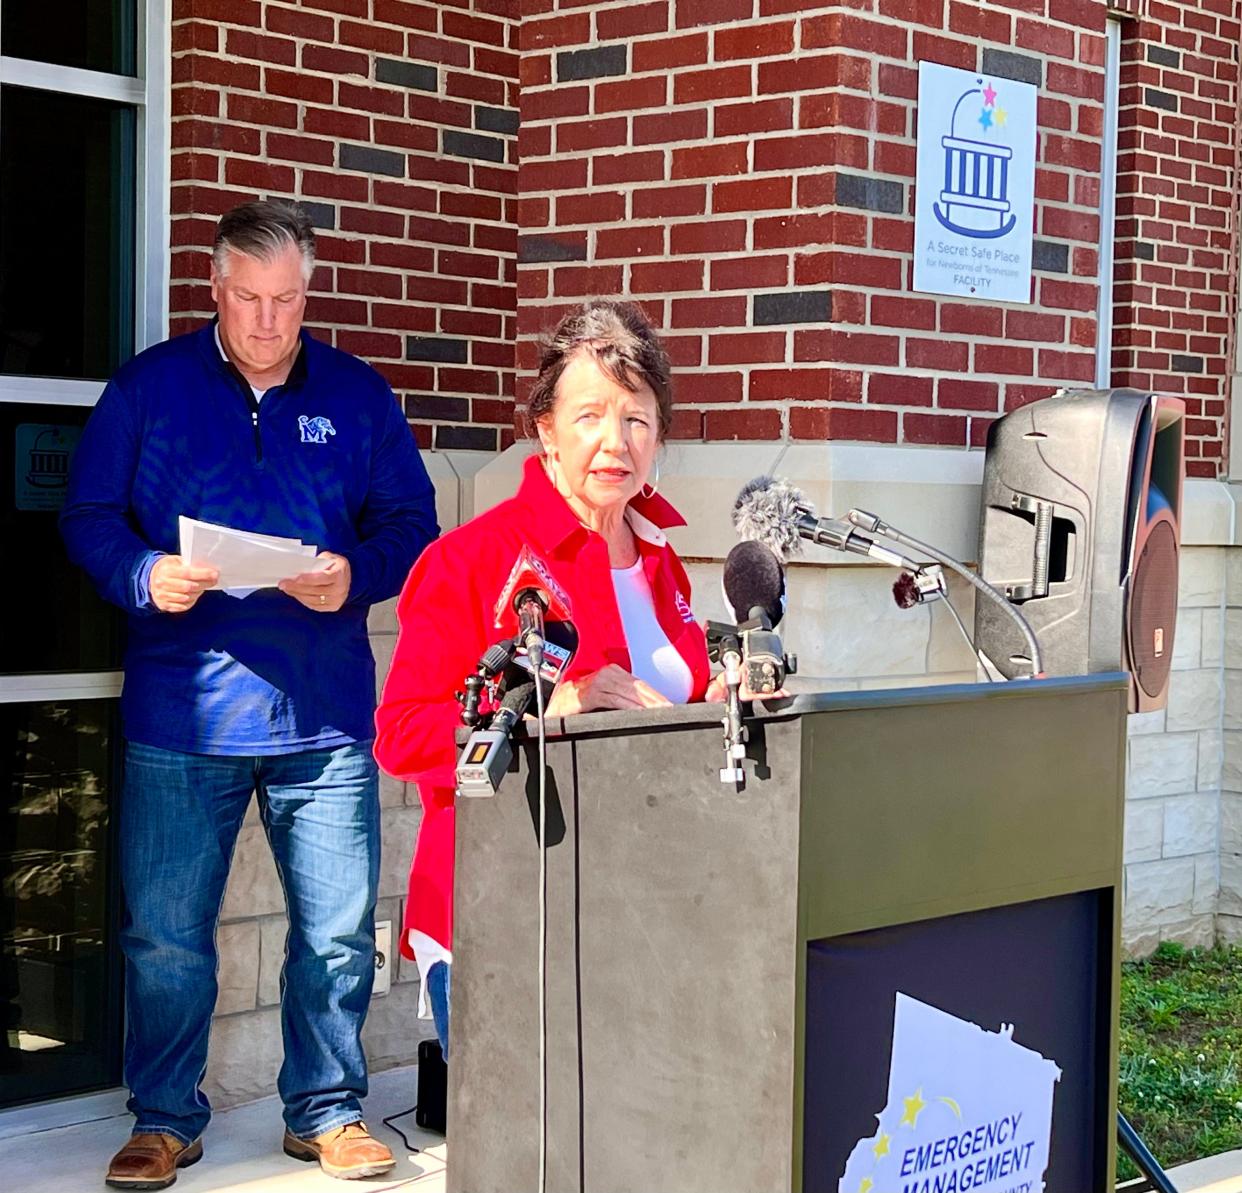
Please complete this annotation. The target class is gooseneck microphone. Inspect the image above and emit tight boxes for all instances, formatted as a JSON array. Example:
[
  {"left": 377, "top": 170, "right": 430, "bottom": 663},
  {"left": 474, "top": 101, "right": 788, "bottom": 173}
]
[
  {"left": 732, "top": 477, "right": 1044, "bottom": 678},
  {"left": 733, "top": 476, "right": 922, "bottom": 570}
]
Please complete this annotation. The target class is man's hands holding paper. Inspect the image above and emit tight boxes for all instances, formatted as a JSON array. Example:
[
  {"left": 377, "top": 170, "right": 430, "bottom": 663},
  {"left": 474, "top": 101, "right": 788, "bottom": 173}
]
[
  {"left": 279, "top": 552, "right": 351, "bottom": 613},
  {"left": 150, "top": 555, "right": 220, "bottom": 613}
]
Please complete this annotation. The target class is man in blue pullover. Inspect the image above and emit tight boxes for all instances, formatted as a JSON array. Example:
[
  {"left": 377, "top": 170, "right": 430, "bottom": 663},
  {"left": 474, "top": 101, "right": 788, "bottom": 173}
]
[{"left": 61, "top": 201, "right": 439, "bottom": 1188}]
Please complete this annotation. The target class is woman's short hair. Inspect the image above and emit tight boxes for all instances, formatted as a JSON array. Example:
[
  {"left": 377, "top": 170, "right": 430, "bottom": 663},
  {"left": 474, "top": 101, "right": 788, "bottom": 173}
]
[
  {"left": 527, "top": 300, "right": 673, "bottom": 439},
  {"left": 213, "top": 199, "right": 316, "bottom": 284}
]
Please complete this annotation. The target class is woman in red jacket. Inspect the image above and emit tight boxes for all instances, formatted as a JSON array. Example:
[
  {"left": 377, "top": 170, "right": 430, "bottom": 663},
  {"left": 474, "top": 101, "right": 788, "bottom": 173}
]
[{"left": 374, "top": 300, "right": 733, "bottom": 1054}]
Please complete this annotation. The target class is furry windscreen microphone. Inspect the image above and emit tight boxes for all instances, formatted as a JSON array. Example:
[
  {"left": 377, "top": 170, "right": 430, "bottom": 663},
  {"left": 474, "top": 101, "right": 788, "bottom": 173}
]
[
  {"left": 723, "top": 539, "right": 786, "bottom": 627},
  {"left": 732, "top": 476, "right": 806, "bottom": 562},
  {"left": 892, "top": 572, "right": 920, "bottom": 610}
]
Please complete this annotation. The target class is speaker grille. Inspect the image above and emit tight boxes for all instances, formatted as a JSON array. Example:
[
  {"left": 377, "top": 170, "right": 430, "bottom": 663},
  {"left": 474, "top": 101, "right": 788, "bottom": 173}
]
[{"left": 1129, "top": 519, "right": 1178, "bottom": 699}]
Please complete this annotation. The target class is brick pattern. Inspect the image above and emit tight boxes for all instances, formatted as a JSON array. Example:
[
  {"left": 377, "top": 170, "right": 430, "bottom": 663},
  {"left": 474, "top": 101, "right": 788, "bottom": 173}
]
[
  {"left": 516, "top": 0, "right": 1115, "bottom": 448},
  {"left": 1111, "top": 5, "right": 1240, "bottom": 479},
  {"left": 169, "top": 0, "right": 519, "bottom": 453}
]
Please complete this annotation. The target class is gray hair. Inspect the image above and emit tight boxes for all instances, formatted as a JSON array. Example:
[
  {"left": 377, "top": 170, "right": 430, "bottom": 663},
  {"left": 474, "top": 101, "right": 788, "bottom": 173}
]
[
  {"left": 212, "top": 200, "right": 316, "bottom": 284},
  {"left": 527, "top": 300, "right": 674, "bottom": 440}
]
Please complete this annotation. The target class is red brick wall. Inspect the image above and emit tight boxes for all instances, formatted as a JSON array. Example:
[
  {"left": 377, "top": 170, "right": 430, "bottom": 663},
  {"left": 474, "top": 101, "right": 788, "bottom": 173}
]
[
  {"left": 517, "top": 0, "right": 1238, "bottom": 465},
  {"left": 167, "top": 1, "right": 1238, "bottom": 467},
  {"left": 1111, "top": 3, "right": 1240, "bottom": 479},
  {"left": 169, "top": 0, "right": 519, "bottom": 453}
]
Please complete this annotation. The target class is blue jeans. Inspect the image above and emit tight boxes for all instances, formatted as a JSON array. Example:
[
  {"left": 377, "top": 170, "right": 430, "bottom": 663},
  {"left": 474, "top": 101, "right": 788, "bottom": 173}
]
[
  {"left": 119, "top": 740, "right": 380, "bottom": 1144},
  {"left": 426, "top": 961, "right": 451, "bottom": 1060}
]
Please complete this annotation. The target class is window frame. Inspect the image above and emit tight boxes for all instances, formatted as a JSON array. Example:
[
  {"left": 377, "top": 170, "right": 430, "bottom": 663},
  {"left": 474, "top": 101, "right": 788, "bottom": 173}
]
[
  {"left": 0, "top": 0, "right": 170, "bottom": 408},
  {"left": 0, "top": 3, "right": 168, "bottom": 695}
]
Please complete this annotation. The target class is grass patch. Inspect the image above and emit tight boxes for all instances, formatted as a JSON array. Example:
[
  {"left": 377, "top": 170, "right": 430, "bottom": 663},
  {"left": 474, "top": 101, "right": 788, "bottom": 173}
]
[{"left": 1119, "top": 940, "right": 1242, "bottom": 1176}]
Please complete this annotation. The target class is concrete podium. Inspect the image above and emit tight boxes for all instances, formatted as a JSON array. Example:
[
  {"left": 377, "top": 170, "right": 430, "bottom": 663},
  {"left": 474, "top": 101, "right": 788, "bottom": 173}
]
[{"left": 448, "top": 674, "right": 1128, "bottom": 1193}]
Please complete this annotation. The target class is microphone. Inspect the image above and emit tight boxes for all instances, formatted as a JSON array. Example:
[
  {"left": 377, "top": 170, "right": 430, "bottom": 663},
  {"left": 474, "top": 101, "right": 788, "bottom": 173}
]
[
  {"left": 494, "top": 546, "right": 573, "bottom": 627},
  {"left": 722, "top": 539, "right": 796, "bottom": 694},
  {"left": 723, "top": 539, "right": 785, "bottom": 627},
  {"left": 892, "top": 566, "right": 948, "bottom": 609},
  {"left": 514, "top": 587, "right": 547, "bottom": 668},
  {"left": 457, "top": 635, "right": 518, "bottom": 727},
  {"left": 732, "top": 476, "right": 922, "bottom": 570},
  {"left": 456, "top": 618, "right": 579, "bottom": 797}
]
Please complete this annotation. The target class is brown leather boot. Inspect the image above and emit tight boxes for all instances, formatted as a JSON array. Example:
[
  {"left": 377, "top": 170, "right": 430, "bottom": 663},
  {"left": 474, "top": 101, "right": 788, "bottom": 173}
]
[
  {"left": 105, "top": 1133, "right": 203, "bottom": 1190},
  {"left": 283, "top": 1121, "right": 396, "bottom": 1180}
]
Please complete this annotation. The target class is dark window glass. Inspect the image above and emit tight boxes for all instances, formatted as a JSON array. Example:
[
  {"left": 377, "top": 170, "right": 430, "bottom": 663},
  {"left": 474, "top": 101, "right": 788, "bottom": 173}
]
[
  {"left": 0, "top": 699, "right": 123, "bottom": 1108},
  {"left": 0, "top": 86, "right": 136, "bottom": 382},
  {"left": 1, "top": 1, "right": 137, "bottom": 77},
  {"left": 0, "top": 403, "right": 122, "bottom": 674}
]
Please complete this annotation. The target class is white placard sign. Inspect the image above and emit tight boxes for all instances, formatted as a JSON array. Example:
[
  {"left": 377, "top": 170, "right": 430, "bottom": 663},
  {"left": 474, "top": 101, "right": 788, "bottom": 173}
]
[
  {"left": 913, "top": 61, "right": 1038, "bottom": 304},
  {"left": 838, "top": 993, "right": 1061, "bottom": 1193}
]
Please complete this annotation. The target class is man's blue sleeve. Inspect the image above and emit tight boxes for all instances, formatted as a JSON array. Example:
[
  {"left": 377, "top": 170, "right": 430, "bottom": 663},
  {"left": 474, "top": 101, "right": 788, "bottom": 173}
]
[
  {"left": 345, "top": 391, "right": 440, "bottom": 607},
  {"left": 59, "top": 380, "right": 163, "bottom": 615}
]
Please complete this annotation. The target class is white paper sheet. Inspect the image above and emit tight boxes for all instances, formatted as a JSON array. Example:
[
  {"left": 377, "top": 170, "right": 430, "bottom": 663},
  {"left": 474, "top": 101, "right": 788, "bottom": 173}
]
[{"left": 178, "top": 516, "right": 329, "bottom": 592}]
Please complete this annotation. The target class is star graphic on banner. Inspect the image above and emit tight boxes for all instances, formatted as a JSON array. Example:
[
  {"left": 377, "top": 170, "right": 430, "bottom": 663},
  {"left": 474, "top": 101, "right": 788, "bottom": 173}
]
[
  {"left": 858, "top": 1179, "right": 874, "bottom": 1193},
  {"left": 978, "top": 107, "right": 994, "bottom": 131},
  {"left": 873, "top": 1133, "right": 892, "bottom": 1159},
  {"left": 901, "top": 1088, "right": 927, "bottom": 1128},
  {"left": 994, "top": 106, "right": 1009, "bottom": 128},
  {"left": 982, "top": 82, "right": 998, "bottom": 106}
]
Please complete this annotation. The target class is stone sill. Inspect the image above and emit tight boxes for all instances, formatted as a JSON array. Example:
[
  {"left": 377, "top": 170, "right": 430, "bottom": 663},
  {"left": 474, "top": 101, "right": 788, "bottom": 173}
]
[{"left": 434, "top": 443, "right": 1234, "bottom": 560}]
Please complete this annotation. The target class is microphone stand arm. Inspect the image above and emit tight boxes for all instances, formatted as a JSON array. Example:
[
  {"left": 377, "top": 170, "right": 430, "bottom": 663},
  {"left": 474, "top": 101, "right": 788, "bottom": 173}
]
[{"left": 844, "top": 509, "right": 1044, "bottom": 678}]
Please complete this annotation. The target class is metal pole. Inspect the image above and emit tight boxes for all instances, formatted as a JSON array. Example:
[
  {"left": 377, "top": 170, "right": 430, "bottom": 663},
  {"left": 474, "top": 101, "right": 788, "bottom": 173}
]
[{"left": 1117, "top": 1113, "right": 1179, "bottom": 1193}]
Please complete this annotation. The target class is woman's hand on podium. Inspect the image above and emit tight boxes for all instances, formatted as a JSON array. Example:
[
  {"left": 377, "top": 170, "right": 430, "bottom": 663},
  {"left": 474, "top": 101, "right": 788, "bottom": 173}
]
[{"left": 544, "top": 665, "right": 672, "bottom": 716}]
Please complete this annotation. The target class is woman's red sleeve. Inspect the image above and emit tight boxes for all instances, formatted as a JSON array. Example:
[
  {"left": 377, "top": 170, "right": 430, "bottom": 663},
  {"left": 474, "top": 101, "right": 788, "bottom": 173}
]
[{"left": 374, "top": 535, "right": 486, "bottom": 787}]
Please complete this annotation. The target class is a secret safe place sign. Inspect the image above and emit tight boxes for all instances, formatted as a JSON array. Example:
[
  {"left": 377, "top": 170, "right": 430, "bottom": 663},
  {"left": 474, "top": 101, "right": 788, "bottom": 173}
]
[{"left": 913, "top": 61, "right": 1038, "bottom": 305}]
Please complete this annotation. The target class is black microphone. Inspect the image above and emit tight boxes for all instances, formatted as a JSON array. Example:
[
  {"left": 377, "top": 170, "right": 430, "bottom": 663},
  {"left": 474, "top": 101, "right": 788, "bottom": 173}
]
[
  {"left": 457, "top": 635, "right": 518, "bottom": 726},
  {"left": 722, "top": 540, "right": 795, "bottom": 694},
  {"left": 513, "top": 586, "right": 547, "bottom": 668},
  {"left": 456, "top": 619, "right": 579, "bottom": 797}
]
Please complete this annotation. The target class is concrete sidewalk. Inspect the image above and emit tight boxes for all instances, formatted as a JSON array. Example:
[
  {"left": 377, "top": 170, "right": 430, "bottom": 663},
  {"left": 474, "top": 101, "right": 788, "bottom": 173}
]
[
  {"left": 0, "top": 1066, "right": 1236, "bottom": 1192},
  {"left": 0, "top": 1065, "right": 446, "bottom": 1193}
]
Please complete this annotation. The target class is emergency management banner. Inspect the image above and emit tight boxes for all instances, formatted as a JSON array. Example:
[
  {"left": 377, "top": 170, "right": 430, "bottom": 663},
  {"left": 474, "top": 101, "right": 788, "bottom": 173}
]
[{"left": 838, "top": 994, "right": 1060, "bottom": 1193}]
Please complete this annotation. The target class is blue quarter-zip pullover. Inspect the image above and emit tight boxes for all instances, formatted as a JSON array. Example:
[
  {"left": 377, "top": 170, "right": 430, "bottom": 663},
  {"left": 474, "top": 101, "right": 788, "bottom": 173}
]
[{"left": 60, "top": 321, "right": 439, "bottom": 754}]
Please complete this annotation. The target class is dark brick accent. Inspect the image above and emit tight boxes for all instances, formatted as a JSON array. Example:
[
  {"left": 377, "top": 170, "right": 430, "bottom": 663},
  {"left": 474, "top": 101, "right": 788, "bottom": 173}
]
[
  {"left": 982, "top": 49, "right": 1042, "bottom": 87},
  {"left": 404, "top": 394, "right": 470, "bottom": 422},
  {"left": 557, "top": 44, "right": 627, "bottom": 82},
  {"left": 518, "top": 235, "right": 587, "bottom": 264},
  {"left": 1172, "top": 355, "right": 1205, "bottom": 373},
  {"left": 835, "top": 172, "right": 904, "bottom": 215},
  {"left": 1147, "top": 45, "right": 1180, "bottom": 68},
  {"left": 1145, "top": 88, "right": 1179, "bottom": 112},
  {"left": 443, "top": 130, "right": 507, "bottom": 163},
  {"left": 375, "top": 58, "right": 437, "bottom": 91},
  {"left": 1032, "top": 239, "right": 1069, "bottom": 273},
  {"left": 405, "top": 337, "right": 469, "bottom": 363},
  {"left": 435, "top": 424, "right": 497, "bottom": 451},
  {"left": 298, "top": 200, "right": 337, "bottom": 230},
  {"left": 339, "top": 143, "right": 406, "bottom": 177},
  {"left": 476, "top": 105, "right": 519, "bottom": 136},
  {"left": 753, "top": 290, "right": 831, "bottom": 326},
  {"left": 1134, "top": 241, "right": 1156, "bottom": 261}
]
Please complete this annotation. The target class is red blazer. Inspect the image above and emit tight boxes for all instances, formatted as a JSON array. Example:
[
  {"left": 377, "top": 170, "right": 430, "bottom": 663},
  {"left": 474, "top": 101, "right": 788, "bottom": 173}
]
[{"left": 374, "top": 454, "right": 711, "bottom": 955}]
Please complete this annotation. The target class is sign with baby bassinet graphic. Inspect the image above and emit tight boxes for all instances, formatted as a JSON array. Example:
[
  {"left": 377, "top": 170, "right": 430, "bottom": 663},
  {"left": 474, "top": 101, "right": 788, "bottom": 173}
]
[
  {"left": 838, "top": 994, "right": 1061, "bottom": 1193},
  {"left": 913, "top": 62, "right": 1037, "bottom": 304}
]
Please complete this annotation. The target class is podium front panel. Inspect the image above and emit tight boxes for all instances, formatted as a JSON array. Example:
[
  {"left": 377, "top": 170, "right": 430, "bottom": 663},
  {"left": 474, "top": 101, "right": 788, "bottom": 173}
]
[{"left": 448, "top": 676, "right": 1127, "bottom": 1193}]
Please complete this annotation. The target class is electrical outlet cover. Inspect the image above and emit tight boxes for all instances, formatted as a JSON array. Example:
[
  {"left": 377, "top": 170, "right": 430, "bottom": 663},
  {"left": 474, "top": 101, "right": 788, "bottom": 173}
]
[{"left": 373, "top": 920, "right": 392, "bottom": 997}]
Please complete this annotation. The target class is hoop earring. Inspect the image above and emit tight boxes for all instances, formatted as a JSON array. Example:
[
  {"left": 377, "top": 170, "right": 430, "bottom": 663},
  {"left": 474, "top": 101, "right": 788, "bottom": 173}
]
[{"left": 639, "top": 459, "right": 660, "bottom": 500}]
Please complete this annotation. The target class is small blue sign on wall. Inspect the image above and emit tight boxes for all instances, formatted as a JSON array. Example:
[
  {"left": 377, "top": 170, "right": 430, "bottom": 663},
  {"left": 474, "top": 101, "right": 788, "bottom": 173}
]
[{"left": 15, "top": 423, "right": 81, "bottom": 512}]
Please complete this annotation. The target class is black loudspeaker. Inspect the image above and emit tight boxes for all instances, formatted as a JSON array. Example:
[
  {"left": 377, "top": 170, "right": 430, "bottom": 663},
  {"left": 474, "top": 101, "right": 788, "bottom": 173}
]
[
  {"left": 975, "top": 388, "right": 1185, "bottom": 711},
  {"left": 415, "top": 1038, "right": 447, "bottom": 1133}
]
